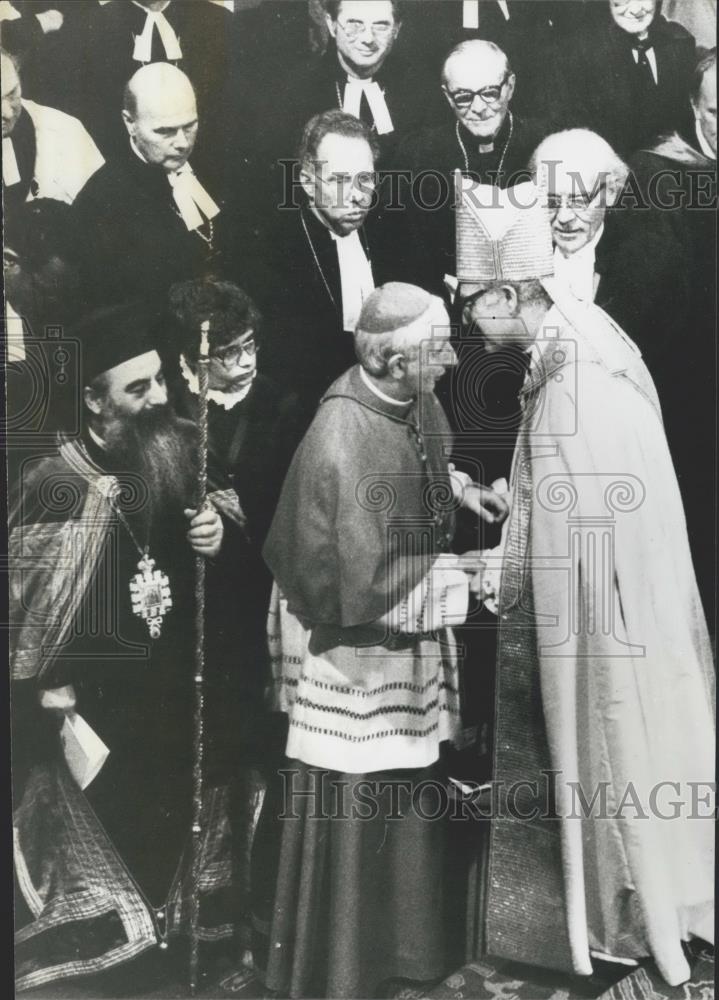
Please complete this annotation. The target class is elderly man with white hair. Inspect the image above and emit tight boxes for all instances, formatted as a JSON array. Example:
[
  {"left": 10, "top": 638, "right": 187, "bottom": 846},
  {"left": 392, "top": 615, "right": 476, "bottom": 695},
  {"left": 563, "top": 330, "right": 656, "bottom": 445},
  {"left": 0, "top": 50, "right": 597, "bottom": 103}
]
[
  {"left": 529, "top": 128, "right": 689, "bottom": 378},
  {"left": 73, "top": 62, "right": 230, "bottom": 306},
  {"left": 255, "top": 282, "right": 508, "bottom": 999}
]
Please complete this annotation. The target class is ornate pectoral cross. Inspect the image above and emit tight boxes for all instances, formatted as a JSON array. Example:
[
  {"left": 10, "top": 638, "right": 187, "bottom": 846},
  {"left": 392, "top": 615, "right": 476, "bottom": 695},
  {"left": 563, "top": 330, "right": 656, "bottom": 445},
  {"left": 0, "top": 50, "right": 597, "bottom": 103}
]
[{"left": 129, "top": 554, "right": 173, "bottom": 639}]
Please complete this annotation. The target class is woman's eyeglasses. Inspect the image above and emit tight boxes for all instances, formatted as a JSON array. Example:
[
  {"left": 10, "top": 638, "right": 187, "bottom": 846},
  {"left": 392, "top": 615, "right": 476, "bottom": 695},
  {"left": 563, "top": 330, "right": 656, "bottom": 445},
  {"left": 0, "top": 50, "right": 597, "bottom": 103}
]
[{"left": 211, "top": 339, "right": 258, "bottom": 369}]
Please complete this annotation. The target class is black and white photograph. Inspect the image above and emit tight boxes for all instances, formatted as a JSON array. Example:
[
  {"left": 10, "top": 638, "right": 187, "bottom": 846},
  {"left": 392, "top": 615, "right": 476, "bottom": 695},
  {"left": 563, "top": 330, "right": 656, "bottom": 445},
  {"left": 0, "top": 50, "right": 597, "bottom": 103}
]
[{"left": 2, "top": 1, "right": 716, "bottom": 998}]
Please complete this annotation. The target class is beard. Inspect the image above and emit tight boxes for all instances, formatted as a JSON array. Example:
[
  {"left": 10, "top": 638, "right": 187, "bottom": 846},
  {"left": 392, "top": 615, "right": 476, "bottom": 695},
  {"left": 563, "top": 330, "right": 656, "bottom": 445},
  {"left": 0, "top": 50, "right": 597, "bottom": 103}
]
[{"left": 103, "top": 405, "right": 199, "bottom": 521}]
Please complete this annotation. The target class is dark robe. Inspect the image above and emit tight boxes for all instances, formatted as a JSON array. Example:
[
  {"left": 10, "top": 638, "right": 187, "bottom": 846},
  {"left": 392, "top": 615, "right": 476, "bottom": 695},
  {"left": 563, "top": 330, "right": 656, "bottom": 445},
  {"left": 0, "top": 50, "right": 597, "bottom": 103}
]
[
  {"left": 242, "top": 202, "right": 388, "bottom": 417},
  {"left": 628, "top": 135, "right": 717, "bottom": 622},
  {"left": 48, "top": 0, "right": 246, "bottom": 163},
  {"left": 397, "top": 0, "right": 583, "bottom": 123},
  {"left": 72, "top": 143, "right": 231, "bottom": 307},
  {"left": 163, "top": 369, "right": 303, "bottom": 779},
  {"left": 263, "top": 42, "right": 435, "bottom": 170},
  {"left": 10, "top": 428, "right": 255, "bottom": 987},
  {"left": 543, "top": 12, "right": 696, "bottom": 157},
  {"left": 386, "top": 111, "right": 548, "bottom": 293}
]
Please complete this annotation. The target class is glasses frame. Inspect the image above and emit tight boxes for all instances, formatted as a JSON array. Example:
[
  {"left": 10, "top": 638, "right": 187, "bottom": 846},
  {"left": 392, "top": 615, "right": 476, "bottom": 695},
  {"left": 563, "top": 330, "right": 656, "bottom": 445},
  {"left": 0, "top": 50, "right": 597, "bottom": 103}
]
[
  {"left": 210, "top": 337, "right": 258, "bottom": 370},
  {"left": 546, "top": 180, "right": 608, "bottom": 219},
  {"left": 336, "top": 18, "right": 395, "bottom": 39},
  {"left": 445, "top": 73, "right": 512, "bottom": 112}
]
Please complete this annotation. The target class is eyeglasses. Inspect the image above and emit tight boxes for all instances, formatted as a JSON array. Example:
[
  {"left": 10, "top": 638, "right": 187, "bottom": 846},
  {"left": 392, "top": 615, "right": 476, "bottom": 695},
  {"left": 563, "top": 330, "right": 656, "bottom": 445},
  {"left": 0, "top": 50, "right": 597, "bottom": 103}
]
[
  {"left": 211, "top": 338, "right": 257, "bottom": 368},
  {"left": 337, "top": 18, "right": 395, "bottom": 39},
  {"left": 546, "top": 182, "right": 607, "bottom": 218},
  {"left": 446, "top": 74, "right": 511, "bottom": 110}
]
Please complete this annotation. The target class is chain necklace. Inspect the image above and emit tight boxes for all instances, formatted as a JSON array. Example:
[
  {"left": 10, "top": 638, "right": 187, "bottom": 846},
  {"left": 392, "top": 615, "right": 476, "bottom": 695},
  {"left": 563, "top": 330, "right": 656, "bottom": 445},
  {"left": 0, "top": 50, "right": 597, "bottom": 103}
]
[
  {"left": 300, "top": 209, "right": 339, "bottom": 311},
  {"left": 455, "top": 111, "right": 514, "bottom": 179},
  {"left": 193, "top": 218, "right": 214, "bottom": 248},
  {"left": 111, "top": 496, "right": 173, "bottom": 640},
  {"left": 171, "top": 205, "right": 215, "bottom": 248}
]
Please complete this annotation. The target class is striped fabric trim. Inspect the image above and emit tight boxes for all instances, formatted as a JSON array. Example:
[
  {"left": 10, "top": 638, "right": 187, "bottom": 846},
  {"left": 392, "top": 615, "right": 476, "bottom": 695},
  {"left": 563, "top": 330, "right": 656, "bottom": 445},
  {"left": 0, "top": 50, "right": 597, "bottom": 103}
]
[
  {"left": 271, "top": 674, "right": 459, "bottom": 699},
  {"left": 292, "top": 695, "right": 453, "bottom": 721},
  {"left": 289, "top": 706, "right": 460, "bottom": 744}
]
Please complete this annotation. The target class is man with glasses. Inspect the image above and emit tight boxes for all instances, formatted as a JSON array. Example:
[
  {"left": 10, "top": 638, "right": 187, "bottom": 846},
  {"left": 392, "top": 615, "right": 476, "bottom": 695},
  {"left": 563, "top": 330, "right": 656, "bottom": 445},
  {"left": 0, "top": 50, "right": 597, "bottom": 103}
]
[
  {"left": 390, "top": 40, "right": 545, "bottom": 294},
  {"left": 399, "top": 0, "right": 579, "bottom": 121},
  {"left": 530, "top": 128, "right": 687, "bottom": 355},
  {"left": 530, "top": 127, "right": 708, "bottom": 610},
  {"left": 278, "top": 0, "right": 432, "bottom": 162},
  {"left": 246, "top": 109, "right": 391, "bottom": 417}
]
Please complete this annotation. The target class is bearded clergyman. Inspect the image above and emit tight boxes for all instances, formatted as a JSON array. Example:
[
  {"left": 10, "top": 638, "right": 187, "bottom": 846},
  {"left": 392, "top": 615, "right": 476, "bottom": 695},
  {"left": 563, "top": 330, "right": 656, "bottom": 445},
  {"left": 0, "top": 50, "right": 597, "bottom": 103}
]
[{"left": 10, "top": 302, "right": 247, "bottom": 991}]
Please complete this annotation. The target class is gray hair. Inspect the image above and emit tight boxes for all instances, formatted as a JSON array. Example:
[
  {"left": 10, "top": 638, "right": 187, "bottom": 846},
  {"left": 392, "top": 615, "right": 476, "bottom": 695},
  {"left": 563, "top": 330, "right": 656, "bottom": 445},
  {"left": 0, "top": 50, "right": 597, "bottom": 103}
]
[
  {"left": 355, "top": 324, "right": 424, "bottom": 377},
  {"left": 529, "top": 129, "right": 630, "bottom": 207}
]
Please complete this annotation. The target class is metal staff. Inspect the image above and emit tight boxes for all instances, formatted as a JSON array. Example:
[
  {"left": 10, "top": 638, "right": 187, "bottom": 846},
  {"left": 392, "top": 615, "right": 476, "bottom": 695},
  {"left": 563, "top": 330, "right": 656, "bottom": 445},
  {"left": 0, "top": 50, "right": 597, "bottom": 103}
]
[{"left": 189, "top": 319, "right": 210, "bottom": 994}]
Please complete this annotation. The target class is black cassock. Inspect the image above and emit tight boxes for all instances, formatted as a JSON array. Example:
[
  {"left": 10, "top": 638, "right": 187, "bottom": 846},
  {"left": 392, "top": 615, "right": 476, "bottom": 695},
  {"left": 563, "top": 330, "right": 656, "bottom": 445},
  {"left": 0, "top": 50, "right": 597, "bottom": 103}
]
[{"left": 72, "top": 144, "right": 235, "bottom": 308}]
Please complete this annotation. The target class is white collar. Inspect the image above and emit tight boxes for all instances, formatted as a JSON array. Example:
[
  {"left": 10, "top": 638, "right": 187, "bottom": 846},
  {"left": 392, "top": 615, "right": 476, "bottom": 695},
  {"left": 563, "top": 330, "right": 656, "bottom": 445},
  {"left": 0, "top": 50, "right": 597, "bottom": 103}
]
[
  {"left": 696, "top": 120, "right": 716, "bottom": 161},
  {"left": 88, "top": 425, "right": 107, "bottom": 450},
  {"left": 130, "top": 137, "right": 150, "bottom": 165},
  {"left": 360, "top": 365, "right": 413, "bottom": 407},
  {"left": 132, "top": 1, "right": 171, "bottom": 13},
  {"left": 180, "top": 353, "right": 255, "bottom": 409}
]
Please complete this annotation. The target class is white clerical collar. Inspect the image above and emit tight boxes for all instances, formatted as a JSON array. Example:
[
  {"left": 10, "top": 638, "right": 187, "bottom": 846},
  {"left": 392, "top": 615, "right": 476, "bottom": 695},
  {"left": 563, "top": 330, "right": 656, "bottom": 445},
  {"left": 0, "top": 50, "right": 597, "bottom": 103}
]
[
  {"left": 553, "top": 223, "right": 604, "bottom": 302},
  {"left": 360, "top": 365, "right": 413, "bottom": 407},
  {"left": 132, "top": 2, "right": 182, "bottom": 62},
  {"left": 132, "top": 0, "right": 171, "bottom": 11},
  {"left": 342, "top": 77, "right": 394, "bottom": 134},
  {"left": 696, "top": 120, "right": 716, "bottom": 161},
  {"left": 88, "top": 425, "right": 107, "bottom": 450},
  {"left": 462, "top": 1, "right": 509, "bottom": 29},
  {"left": 2, "top": 135, "right": 21, "bottom": 187},
  {"left": 5, "top": 298, "right": 26, "bottom": 363},
  {"left": 180, "top": 353, "right": 255, "bottom": 409}
]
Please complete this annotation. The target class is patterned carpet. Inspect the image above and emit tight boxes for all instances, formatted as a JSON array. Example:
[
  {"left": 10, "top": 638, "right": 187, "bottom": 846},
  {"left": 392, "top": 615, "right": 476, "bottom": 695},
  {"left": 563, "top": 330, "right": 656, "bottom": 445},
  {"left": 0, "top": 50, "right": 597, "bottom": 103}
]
[
  {"left": 22, "top": 942, "right": 714, "bottom": 999},
  {"left": 213, "top": 944, "right": 715, "bottom": 1000}
]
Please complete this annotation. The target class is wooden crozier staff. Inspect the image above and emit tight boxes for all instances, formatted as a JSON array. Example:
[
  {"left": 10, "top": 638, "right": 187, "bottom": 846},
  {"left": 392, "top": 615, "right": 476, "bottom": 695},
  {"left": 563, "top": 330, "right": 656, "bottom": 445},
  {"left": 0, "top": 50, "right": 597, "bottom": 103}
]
[{"left": 189, "top": 319, "right": 210, "bottom": 994}]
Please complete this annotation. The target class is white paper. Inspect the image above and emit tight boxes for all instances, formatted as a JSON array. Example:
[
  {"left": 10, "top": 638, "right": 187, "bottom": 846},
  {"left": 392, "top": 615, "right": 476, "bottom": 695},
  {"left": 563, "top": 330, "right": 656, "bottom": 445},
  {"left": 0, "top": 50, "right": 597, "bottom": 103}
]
[{"left": 60, "top": 714, "right": 110, "bottom": 790}]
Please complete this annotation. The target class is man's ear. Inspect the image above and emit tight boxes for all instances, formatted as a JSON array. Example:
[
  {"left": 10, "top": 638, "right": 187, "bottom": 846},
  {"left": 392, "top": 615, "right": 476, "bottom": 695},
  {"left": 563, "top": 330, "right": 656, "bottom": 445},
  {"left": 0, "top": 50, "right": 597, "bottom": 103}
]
[
  {"left": 121, "top": 109, "right": 134, "bottom": 136},
  {"left": 500, "top": 284, "right": 520, "bottom": 315},
  {"left": 325, "top": 13, "right": 337, "bottom": 39},
  {"left": 441, "top": 85, "right": 454, "bottom": 111},
  {"left": 84, "top": 385, "right": 103, "bottom": 416},
  {"left": 299, "top": 163, "right": 315, "bottom": 201},
  {"left": 386, "top": 353, "right": 406, "bottom": 381},
  {"left": 505, "top": 73, "right": 516, "bottom": 103}
]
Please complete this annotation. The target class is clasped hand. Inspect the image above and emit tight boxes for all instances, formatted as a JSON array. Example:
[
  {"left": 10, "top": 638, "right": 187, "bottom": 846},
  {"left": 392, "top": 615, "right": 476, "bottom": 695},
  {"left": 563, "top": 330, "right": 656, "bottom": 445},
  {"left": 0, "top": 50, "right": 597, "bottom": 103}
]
[{"left": 184, "top": 505, "right": 224, "bottom": 558}]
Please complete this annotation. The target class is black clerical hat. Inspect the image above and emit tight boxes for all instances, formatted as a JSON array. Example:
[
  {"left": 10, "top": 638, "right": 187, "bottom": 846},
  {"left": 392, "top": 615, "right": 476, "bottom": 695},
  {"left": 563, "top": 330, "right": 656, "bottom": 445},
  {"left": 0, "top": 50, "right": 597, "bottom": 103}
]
[{"left": 71, "top": 302, "right": 163, "bottom": 385}]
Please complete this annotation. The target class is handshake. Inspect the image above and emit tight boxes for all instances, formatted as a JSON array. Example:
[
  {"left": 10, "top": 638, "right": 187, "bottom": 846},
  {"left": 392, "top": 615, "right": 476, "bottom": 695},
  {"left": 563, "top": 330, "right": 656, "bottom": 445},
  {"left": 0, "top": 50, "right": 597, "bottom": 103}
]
[{"left": 449, "top": 468, "right": 510, "bottom": 613}]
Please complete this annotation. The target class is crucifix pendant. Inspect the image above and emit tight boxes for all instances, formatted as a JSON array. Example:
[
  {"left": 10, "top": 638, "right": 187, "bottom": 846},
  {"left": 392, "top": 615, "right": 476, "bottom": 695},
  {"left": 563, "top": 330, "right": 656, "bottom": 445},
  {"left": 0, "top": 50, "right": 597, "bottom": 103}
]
[{"left": 129, "top": 554, "right": 173, "bottom": 639}]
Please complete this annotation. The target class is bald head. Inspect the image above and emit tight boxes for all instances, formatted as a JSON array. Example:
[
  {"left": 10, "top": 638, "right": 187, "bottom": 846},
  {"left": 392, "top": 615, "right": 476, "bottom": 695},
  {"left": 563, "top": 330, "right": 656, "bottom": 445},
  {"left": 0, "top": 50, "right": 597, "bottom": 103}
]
[
  {"left": 530, "top": 129, "right": 629, "bottom": 256},
  {"left": 122, "top": 63, "right": 198, "bottom": 172},
  {"left": 441, "top": 40, "right": 514, "bottom": 140},
  {"left": 442, "top": 40, "right": 509, "bottom": 87}
]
